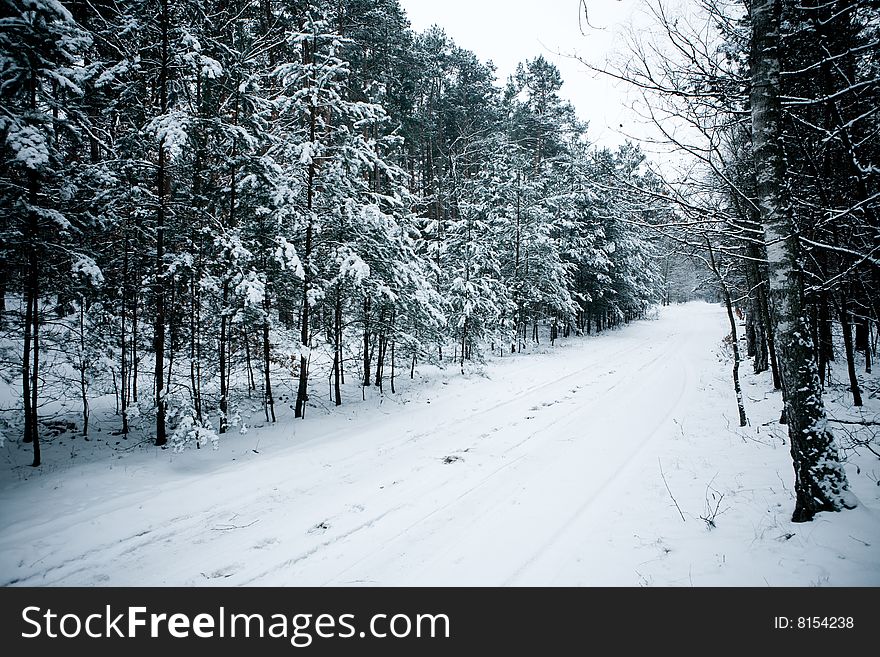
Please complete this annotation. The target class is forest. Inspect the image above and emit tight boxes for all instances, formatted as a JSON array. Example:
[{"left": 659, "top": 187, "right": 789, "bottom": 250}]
[
  {"left": 1, "top": 1, "right": 669, "bottom": 458},
  {"left": 0, "top": 0, "right": 877, "bottom": 542}
]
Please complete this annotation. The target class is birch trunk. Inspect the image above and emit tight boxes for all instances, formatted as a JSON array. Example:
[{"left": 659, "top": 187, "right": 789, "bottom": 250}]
[{"left": 750, "top": 0, "right": 853, "bottom": 521}]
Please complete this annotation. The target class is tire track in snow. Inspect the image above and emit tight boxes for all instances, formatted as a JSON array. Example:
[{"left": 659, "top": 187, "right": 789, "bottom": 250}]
[
  {"left": 501, "top": 344, "right": 692, "bottom": 584},
  {"left": 317, "top": 336, "right": 685, "bottom": 585},
  {"left": 213, "top": 332, "right": 671, "bottom": 585},
  {"left": 0, "top": 309, "right": 714, "bottom": 586}
]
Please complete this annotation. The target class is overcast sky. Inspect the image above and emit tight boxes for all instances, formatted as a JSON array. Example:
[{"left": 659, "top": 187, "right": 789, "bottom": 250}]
[{"left": 398, "top": 0, "right": 654, "bottom": 147}]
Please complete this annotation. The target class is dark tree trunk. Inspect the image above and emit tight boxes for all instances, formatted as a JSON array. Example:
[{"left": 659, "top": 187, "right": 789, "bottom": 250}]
[
  {"left": 120, "top": 228, "right": 129, "bottom": 436},
  {"left": 838, "top": 293, "right": 863, "bottom": 407},
  {"left": 132, "top": 284, "right": 139, "bottom": 403},
  {"left": 263, "top": 289, "right": 275, "bottom": 423},
  {"left": 244, "top": 329, "right": 256, "bottom": 393},
  {"left": 725, "top": 297, "right": 748, "bottom": 427},
  {"left": 190, "top": 81, "right": 205, "bottom": 417},
  {"left": 295, "top": 49, "right": 317, "bottom": 419},
  {"left": 362, "top": 295, "right": 371, "bottom": 388},
  {"left": 460, "top": 318, "right": 467, "bottom": 375},
  {"left": 333, "top": 289, "right": 342, "bottom": 406},
  {"left": 818, "top": 294, "right": 834, "bottom": 362},
  {"left": 25, "top": 249, "right": 41, "bottom": 466},
  {"left": 22, "top": 279, "right": 36, "bottom": 464},
  {"left": 79, "top": 302, "right": 89, "bottom": 436},
  {"left": 854, "top": 315, "right": 868, "bottom": 353},
  {"left": 189, "top": 267, "right": 202, "bottom": 421},
  {"left": 390, "top": 340, "right": 396, "bottom": 394},
  {"left": 153, "top": 0, "right": 170, "bottom": 448},
  {"left": 30, "top": 284, "right": 40, "bottom": 467},
  {"left": 22, "top": 255, "right": 33, "bottom": 448},
  {"left": 752, "top": 300, "right": 769, "bottom": 374},
  {"left": 754, "top": 259, "right": 781, "bottom": 390},
  {"left": 375, "top": 325, "right": 387, "bottom": 390},
  {"left": 745, "top": 308, "right": 757, "bottom": 359},
  {"left": 165, "top": 278, "right": 176, "bottom": 395},
  {"left": 219, "top": 282, "right": 229, "bottom": 433},
  {"left": 817, "top": 293, "right": 833, "bottom": 386},
  {"left": 0, "top": 256, "right": 5, "bottom": 322},
  {"left": 22, "top": 113, "right": 40, "bottom": 465},
  {"left": 708, "top": 241, "right": 748, "bottom": 427}
]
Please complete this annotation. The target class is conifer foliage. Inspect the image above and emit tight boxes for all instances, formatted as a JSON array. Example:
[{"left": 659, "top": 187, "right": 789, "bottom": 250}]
[{"left": 0, "top": 0, "right": 662, "bottom": 464}]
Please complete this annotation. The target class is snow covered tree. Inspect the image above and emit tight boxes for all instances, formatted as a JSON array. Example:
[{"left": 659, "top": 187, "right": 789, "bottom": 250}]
[
  {"left": 0, "top": 0, "right": 92, "bottom": 465},
  {"left": 0, "top": 0, "right": 684, "bottom": 467}
]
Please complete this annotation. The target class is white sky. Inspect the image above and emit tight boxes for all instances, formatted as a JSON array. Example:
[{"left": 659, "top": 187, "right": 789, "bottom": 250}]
[{"left": 398, "top": 0, "right": 654, "bottom": 147}]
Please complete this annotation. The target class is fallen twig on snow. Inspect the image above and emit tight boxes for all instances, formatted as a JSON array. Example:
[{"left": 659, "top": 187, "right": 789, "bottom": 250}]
[{"left": 658, "top": 458, "right": 686, "bottom": 522}]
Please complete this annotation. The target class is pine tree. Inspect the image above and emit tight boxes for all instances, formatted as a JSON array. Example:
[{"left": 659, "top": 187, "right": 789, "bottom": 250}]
[{"left": 0, "top": 0, "right": 92, "bottom": 465}]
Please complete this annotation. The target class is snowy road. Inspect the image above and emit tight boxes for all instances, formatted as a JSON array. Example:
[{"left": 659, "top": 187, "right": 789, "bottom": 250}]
[{"left": 1, "top": 305, "right": 722, "bottom": 586}]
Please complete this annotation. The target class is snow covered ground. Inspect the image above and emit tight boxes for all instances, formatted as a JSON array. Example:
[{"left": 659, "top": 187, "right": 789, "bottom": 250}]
[{"left": 1, "top": 302, "right": 878, "bottom": 586}]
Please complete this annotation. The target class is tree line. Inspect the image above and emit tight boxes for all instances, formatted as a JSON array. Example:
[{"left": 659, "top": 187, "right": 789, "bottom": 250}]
[{"left": 0, "top": 0, "right": 666, "bottom": 465}]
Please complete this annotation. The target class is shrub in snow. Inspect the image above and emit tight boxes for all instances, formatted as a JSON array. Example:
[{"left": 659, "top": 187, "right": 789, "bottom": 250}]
[
  {"left": 167, "top": 397, "right": 220, "bottom": 452},
  {"left": 169, "top": 413, "right": 220, "bottom": 453}
]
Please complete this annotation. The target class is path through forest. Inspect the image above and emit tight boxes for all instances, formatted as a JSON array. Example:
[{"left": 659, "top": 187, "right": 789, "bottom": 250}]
[{"left": 2, "top": 303, "right": 878, "bottom": 586}]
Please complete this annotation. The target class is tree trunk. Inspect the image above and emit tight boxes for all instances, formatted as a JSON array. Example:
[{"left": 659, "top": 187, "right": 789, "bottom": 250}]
[
  {"left": 189, "top": 277, "right": 201, "bottom": 420},
  {"left": 362, "top": 295, "right": 371, "bottom": 388},
  {"left": 752, "top": 298, "right": 769, "bottom": 374},
  {"left": 243, "top": 329, "right": 255, "bottom": 394},
  {"left": 708, "top": 241, "right": 747, "bottom": 427},
  {"left": 854, "top": 315, "right": 868, "bottom": 353},
  {"left": 724, "top": 294, "right": 748, "bottom": 427},
  {"left": 295, "top": 58, "right": 317, "bottom": 419},
  {"left": 750, "top": 0, "right": 852, "bottom": 521},
  {"left": 165, "top": 278, "right": 176, "bottom": 395},
  {"left": 190, "top": 110, "right": 204, "bottom": 421},
  {"left": 131, "top": 285, "right": 138, "bottom": 403},
  {"left": 153, "top": 0, "right": 170, "bottom": 447},
  {"left": 219, "top": 282, "right": 229, "bottom": 433},
  {"left": 374, "top": 322, "right": 387, "bottom": 390},
  {"left": 30, "top": 281, "right": 40, "bottom": 467},
  {"left": 220, "top": 117, "right": 239, "bottom": 428},
  {"left": 752, "top": 248, "right": 781, "bottom": 389},
  {"left": 79, "top": 302, "right": 89, "bottom": 436},
  {"left": 390, "top": 340, "right": 396, "bottom": 394},
  {"left": 263, "top": 289, "right": 275, "bottom": 423},
  {"left": 0, "top": 258, "right": 5, "bottom": 323},
  {"left": 120, "top": 229, "right": 129, "bottom": 436},
  {"left": 23, "top": 143, "right": 40, "bottom": 465},
  {"left": 866, "top": 321, "right": 873, "bottom": 374},
  {"left": 837, "top": 293, "right": 863, "bottom": 407},
  {"left": 460, "top": 319, "right": 467, "bottom": 375},
  {"left": 22, "top": 268, "right": 33, "bottom": 447},
  {"left": 817, "top": 293, "right": 833, "bottom": 385},
  {"left": 24, "top": 246, "right": 41, "bottom": 466},
  {"left": 334, "top": 288, "right": 342, "bottom": 406},
  {"left": 745, "top": 307, "right": 757, "bottom": 359}
]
